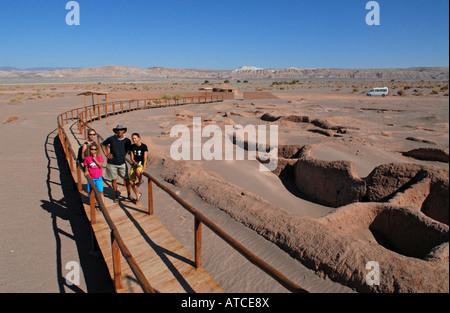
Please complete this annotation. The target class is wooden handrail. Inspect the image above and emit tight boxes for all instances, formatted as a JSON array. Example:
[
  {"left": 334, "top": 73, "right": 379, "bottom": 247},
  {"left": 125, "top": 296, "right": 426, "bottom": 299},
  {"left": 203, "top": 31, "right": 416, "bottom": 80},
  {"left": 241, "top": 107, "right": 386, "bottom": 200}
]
[
  {"left": 57, "top": 93, "right": 309, "bottom": 293},
  {"left": 142, "top": 171, "right": 308, "bottom": 293},
  {"left": 84, "top": 173, "right": 155, "bottom": 293},
  {"left": 58, "top": 95, "right": 224, "bottom": 127}
]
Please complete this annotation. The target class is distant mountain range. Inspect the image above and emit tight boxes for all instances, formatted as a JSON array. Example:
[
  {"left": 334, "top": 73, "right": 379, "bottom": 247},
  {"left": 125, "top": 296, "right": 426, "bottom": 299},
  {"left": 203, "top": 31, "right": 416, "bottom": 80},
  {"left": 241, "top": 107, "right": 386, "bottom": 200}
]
[
  {"left": 0, "top": 66, "right": 79, "bottom": 71},
  {"left": 0, "top": 65, "right": 448, "bottom": 81}
]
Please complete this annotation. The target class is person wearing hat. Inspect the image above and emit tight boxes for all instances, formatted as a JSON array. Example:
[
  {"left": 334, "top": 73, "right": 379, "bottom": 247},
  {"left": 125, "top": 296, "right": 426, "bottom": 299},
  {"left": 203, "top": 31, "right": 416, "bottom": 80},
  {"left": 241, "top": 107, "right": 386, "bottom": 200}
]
[{"left": 101, "top": 124, "right": 132, "bottom": 202}]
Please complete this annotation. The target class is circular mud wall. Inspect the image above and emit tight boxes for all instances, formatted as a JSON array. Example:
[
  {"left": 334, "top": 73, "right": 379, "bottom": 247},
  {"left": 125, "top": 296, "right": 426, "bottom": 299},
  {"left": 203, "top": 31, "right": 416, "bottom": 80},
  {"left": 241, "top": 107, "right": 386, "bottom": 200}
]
[
  {"left": 294, "top": 157, "right": 365, "bottom": 207},
  {"left": 293, "top": 146, "right": 449, "bottom": 225}
]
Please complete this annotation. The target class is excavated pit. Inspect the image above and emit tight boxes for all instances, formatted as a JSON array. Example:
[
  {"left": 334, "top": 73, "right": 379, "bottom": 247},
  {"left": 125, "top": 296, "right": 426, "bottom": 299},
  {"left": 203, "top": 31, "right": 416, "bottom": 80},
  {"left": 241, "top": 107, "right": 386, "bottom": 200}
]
[
  {"left": 368, "top": 207, "right": 447, "bottom": 259},
  {"left": 266, "top": 148, "right": 448, "bottom": 261},
  {"left": 284, "top": 145, "right": 450, "bottom": 226},
  {"left": 234, "top": 137, "right": 449, "bottom": 262}
]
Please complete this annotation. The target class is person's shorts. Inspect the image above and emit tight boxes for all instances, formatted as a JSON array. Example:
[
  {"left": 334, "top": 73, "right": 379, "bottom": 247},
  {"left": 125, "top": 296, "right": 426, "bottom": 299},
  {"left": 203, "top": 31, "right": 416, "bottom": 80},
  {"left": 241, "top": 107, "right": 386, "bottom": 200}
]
[
  {"left": 87, "top": 177, "right": 104, "bottom": 193},
  {"left": 104, "top": 163, "right": 129, "bottom": 180},
  {"left": 130, "top": 164, "right": 146, "bottom": 182}
]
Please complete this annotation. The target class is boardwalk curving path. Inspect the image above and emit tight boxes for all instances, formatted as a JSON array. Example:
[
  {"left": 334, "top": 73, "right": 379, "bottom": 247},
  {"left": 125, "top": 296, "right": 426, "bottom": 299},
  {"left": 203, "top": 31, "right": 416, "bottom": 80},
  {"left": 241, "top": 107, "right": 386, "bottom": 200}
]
[{"left": 1, "top": 94, "right": 353, "bottom": 293}]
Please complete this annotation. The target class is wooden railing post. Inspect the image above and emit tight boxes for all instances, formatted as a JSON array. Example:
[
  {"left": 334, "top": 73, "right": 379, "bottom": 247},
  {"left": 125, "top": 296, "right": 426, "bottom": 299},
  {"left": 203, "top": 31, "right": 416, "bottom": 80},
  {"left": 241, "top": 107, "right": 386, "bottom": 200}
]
[
  {"left": 69, "top": 156, "right": 74, "bottom": 172},
  {"left": 77, "top": 164, "right": 82, "bottom": 192},
  {"left": 148, "top": 178, "right": 153, "bottom": 215},
  {"left": 57, "top": 124, "right": 62, "bottom": 147},
  {"left": 62, "top": 133, "right": 67, "bottom": 154},
  {"left": 195, "top": 217, "right": 202, "bottom": 269},
  {"left": 68, "top": 145, "right": 74, "bottom": 171},
  {"left": 90, "top": 191, "right": 96, "bottom": 225},
  {"left": 111, "top": 231, "right": 123, "bottom": 290}
]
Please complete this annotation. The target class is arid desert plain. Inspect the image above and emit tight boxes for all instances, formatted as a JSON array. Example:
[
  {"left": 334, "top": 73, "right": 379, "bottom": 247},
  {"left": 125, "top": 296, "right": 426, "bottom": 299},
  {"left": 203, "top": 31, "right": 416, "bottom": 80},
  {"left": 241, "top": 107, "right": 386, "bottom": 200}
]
[{"left": 1, "top": 79, "right": 448, "bottom": 293}]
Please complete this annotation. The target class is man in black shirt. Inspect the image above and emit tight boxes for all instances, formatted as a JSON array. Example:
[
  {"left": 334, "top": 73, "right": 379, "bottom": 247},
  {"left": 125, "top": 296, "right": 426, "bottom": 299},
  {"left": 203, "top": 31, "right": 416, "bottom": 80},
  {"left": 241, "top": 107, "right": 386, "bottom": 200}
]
[{"left": 101, "top": 124, "right": 132, "bottom": 202}]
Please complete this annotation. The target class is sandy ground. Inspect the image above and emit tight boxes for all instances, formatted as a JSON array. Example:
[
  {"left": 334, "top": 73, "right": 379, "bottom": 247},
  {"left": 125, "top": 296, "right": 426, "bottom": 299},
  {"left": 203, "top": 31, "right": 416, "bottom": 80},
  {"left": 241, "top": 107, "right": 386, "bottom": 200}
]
[
  {"left": 0, "top": 80, "right": 448, "bottom": 293},
  {"left": 0, "top": 95, "right": 114, "bottom": 292}
]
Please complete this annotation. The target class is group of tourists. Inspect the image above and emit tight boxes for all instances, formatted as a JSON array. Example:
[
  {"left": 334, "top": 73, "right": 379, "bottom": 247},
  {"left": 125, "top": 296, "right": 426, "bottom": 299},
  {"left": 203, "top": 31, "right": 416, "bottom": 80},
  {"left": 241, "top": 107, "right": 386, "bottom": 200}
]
[{"left": 79, "top": 124, "right": 148, "bottom": 205}]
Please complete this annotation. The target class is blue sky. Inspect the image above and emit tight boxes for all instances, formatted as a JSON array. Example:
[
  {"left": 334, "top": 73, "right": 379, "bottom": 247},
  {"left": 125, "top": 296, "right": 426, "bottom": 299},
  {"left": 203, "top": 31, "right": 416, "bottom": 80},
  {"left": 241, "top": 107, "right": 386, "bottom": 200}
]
[{"left": 0, "top": 0, "right": 448, "bottom": 69}]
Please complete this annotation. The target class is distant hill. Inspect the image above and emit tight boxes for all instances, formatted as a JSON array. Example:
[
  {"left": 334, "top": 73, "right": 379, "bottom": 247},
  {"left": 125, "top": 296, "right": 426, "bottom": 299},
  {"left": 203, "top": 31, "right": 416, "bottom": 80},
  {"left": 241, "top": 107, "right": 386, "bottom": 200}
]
[
  {"left": 0, "top": 67, "right": 20, "bottom": 71},
  {"left": 0, "top": 65, "right": 448, "bottom": 81},
  {"left": 0, "top": 66, "right": 78, "bottom": 71}
]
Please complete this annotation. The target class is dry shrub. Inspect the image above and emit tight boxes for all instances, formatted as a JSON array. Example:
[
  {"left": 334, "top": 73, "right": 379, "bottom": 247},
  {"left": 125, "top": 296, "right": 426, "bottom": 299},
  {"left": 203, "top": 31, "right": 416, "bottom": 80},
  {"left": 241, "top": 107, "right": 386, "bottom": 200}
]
[
  {"left": 3, "top": 115, "right": 19, "bottom": 124},
  {"left": 6, "top": 96, "right": 24, "bottom": 104}
]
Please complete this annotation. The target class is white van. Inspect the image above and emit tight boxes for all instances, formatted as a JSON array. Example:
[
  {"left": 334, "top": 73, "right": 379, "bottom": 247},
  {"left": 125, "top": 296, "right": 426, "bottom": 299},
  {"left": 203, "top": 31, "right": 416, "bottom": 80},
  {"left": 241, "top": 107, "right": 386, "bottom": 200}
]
[{"left": 367, "top": 87, "right": 389, "bottom": 96}]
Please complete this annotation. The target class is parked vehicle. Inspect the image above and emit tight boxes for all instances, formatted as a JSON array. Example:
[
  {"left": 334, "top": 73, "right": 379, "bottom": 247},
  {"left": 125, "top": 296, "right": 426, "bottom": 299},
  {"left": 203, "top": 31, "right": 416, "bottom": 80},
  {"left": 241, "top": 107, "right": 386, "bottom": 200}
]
[{"left": 367, "top": 87, "right": 389, "bottom": 96}]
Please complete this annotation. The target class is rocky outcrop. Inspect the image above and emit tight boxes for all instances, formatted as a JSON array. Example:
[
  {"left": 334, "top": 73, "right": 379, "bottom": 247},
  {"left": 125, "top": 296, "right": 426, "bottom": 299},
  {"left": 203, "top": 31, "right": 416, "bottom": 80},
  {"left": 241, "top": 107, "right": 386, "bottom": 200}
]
[
  {"left": 260, "top": 113, "right": 281, "bottom": 122},
  {"left": 260, "top": 113, "right": 350, "bottom": 137},
  {"left": 283, "top": 115, "right": 310, "bottom": 123},
  {"left": 402, "top": 147, "right": 449, "bottom": 163}
]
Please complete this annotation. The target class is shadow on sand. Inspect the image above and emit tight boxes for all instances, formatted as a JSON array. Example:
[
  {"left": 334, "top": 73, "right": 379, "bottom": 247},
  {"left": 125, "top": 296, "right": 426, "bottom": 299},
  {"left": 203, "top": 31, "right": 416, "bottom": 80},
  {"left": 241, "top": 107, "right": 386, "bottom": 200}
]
[{"left": 41, "top": 129, "right": 115, "bottom": 293}]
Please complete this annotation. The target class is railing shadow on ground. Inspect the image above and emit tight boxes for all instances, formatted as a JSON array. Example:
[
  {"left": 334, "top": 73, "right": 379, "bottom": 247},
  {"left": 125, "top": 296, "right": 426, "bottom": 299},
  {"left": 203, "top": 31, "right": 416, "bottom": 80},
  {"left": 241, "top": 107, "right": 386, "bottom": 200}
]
[
  {"left": 118, "top": 201, "right": 196, "bottom": 292},
  {"left": 41, "top": 128, "right": 115, "bottom": 293}
]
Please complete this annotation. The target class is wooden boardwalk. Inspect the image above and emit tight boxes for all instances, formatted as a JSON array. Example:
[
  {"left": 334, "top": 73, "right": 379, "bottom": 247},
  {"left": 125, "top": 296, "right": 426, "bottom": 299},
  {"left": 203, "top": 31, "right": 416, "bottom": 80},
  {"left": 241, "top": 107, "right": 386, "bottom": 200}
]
[
  {"left": 65, "top": 123, "right": 223, "bottom": 293},
  {"left": 57, "top": 97, "right": 310, "bottom": 294}
]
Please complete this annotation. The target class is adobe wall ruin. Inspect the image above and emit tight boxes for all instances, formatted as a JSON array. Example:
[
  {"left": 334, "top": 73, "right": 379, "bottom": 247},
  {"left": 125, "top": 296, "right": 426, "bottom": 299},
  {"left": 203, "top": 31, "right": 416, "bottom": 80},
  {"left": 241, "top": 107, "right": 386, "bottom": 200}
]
[
  {"left": 150, "top": 147, "right": 449, "bottom": 293},
  {"left": 293, "top": 145, "right": 449, "bottom": 225}
]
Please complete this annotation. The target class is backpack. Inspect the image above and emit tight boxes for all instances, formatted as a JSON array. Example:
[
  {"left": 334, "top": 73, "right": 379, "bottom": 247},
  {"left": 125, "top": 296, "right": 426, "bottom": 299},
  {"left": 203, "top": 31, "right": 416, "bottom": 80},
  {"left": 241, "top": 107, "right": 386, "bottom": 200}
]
[{"left": 77, "top": 142, "right": 88, "bottom": 166}]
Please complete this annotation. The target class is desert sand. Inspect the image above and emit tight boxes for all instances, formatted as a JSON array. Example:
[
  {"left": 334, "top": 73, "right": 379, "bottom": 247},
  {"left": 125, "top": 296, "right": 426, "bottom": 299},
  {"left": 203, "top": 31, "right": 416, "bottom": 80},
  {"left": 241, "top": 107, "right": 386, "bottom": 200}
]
[{"left": 0, "top": 80, "right": 448, "bottom": 293}]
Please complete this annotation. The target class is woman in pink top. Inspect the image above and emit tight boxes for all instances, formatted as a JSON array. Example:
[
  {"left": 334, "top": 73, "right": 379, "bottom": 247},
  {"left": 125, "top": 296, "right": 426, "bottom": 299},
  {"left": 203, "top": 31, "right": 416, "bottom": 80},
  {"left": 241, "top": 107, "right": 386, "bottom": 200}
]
[{"left": 84, "top": 142, "right": 105, "bottom": 205}]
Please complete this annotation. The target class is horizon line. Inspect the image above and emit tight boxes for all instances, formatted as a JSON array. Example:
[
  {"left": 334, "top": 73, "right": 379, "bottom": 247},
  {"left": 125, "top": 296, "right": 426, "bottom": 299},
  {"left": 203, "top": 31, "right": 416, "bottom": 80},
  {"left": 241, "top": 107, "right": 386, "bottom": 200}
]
[{"left": 2, "top": 65, "right": 449, "bottom": 72}]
